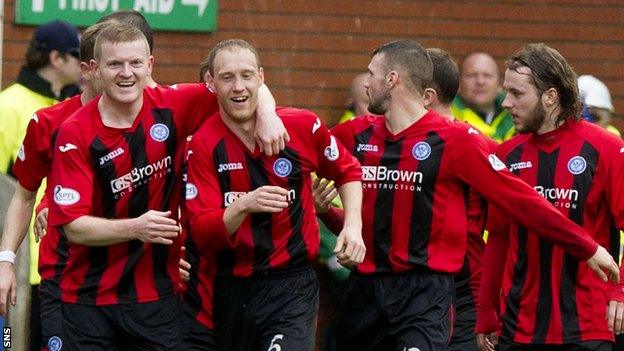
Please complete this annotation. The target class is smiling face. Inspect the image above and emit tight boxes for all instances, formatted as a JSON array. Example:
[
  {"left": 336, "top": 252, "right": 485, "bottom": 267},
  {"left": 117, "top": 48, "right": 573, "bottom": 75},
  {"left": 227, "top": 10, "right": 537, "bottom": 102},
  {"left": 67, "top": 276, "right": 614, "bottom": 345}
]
[
  {"left": 208, "top": 47, "right": 264, "bottom": 124},
  {"left": 502, "top": 68, "right": 547, "bottom": 134},
  {"left": 93, "top": 38, "right": 152, "bottom": 107}
]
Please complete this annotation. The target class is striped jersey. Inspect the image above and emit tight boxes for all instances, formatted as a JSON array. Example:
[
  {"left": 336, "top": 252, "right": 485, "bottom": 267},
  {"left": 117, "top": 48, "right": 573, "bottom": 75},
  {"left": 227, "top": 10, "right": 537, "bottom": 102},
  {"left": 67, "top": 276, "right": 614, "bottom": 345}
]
[
  {"left": 479, "top": 119, "right": 624, "bottom": 343},
  {"left": 48, "top": 84, "right": 218, "bottom": 305},
  {"left": 183, "top": 107, "right": 361, "bottom": 279},
  {"left": 330, "top": 112, "right": 597, "bottom": 276}
]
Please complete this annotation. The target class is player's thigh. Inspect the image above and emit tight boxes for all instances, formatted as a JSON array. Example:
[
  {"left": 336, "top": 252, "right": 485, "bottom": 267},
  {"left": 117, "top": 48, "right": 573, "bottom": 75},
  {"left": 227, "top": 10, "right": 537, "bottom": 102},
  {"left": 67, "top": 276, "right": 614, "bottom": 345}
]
[
  {"left": 335, "top": 275, "right": 387, "bottom": 351},
  {"left": 61, "top": 302, "right": 116, "bottom": 351},
  {"left": 179, "top": 313, "right": 217, "bottom": 351},
  {"left": 118, "top": 295, "right": 183, "bottom": 351}
]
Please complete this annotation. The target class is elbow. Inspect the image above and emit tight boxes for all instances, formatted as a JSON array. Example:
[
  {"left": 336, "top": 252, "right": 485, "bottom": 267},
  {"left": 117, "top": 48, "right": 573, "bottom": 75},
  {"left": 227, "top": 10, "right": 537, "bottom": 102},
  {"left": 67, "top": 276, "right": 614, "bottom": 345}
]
[{"left": 62, "top": 222, "right": 86, "bottom": 245}]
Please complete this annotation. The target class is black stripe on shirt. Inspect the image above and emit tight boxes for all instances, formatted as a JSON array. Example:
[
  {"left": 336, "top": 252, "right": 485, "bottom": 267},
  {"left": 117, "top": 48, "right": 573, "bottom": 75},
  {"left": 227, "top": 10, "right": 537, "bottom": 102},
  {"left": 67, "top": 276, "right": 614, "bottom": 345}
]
[
  {"left": 245, "top": 154, "right": 273, "bottom": 273},
  {"left": 282, "top": 148, "right": 308, "bottom": 269},
  {"left": 151, "top": 108, "right": 178, "bottom": 297},
  {"left": 501, "top": 143, "right": 527, "bottom": 340},
  {"left": 560, "top": 142, "right": 598, "bottom": 342},
  {"left": 76, "top": 138, "right": 119, "bottom": 304},
  {"left": 212, "top": 139, "right": 236, "bottom": 276},
  {"left": 531, "top": 149, "right": 559, "bottom": 343},
  {"left": 372, "top": 138, "right": 403, "bottom": 273},
  {"left": 353, "top": 126, "right": 375, "bottom": 163},
  {"left": 408, "top": 132, "right": 444, "bottom": 266}
]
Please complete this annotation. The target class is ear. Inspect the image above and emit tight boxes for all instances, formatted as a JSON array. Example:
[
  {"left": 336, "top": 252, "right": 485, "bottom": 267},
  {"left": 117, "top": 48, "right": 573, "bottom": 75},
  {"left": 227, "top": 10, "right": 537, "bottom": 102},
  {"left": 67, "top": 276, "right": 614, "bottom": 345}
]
[
  {"left": 387, "top": 70, "right": 399, "bottom": 88},
  {"left": 206, "top": 72, "right": 217, "bottom": 92},
  {"left": 258, "top": 66, "right": 265, "bottom": 85},
  {"left": 48, "top": 50, "right": 63, "bottom": 68},
  {"left": 423, "top": 87, "right": 438, "bottom": 108},
  {"left": 147, "top": 55, "right": 154, "bottom": 76},
  {"left": 79, "top": 62, "right": 91, "bottom": 81},
  {"left": 541, "top": 87, "right": 558, "bottom": 108},
  {"left": 89, "top": 59, "right": 100, "bottom": 79}
]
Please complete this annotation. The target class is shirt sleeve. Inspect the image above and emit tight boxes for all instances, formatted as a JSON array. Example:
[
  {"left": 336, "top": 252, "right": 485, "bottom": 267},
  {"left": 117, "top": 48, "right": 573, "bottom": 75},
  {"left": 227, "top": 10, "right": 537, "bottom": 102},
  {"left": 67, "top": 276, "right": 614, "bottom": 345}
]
[
  {"left": 312, "top": 118, "right": 361, "bottom": 186},
  {"left": 475, "top": 205, "right": 510, "bottom": 333},
  {"left": 183, "top": 138, "right": 231, "bottom": 252},
  {"left": 452, "top": 129, "right": 597, "bottom": 260},
  {"left": 12, "top": 113, "right": 49, "bottom": 192},
  {"left": 168, "top": 83, "right": 219, "bottom": 138},
  {"left": 48, "top": 123, "right": 94, "bottom": 227}
]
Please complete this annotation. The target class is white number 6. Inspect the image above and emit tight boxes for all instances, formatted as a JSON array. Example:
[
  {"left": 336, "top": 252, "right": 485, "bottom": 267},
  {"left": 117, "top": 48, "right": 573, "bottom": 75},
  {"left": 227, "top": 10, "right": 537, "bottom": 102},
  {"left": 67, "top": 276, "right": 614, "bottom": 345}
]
[{"left": 267, "top": 334, "right": 284, "bottom": 351}]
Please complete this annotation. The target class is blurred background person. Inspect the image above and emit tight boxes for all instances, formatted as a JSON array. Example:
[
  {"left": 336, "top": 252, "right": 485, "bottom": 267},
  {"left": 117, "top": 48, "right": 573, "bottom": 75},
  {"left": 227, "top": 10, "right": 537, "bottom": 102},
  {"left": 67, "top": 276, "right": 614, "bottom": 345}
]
[
  {"left": 451, "top": 52, "right": 515, "bottom": 142},
  {"left": 578, "top": 74, "right": 621, "bottom": 137}
]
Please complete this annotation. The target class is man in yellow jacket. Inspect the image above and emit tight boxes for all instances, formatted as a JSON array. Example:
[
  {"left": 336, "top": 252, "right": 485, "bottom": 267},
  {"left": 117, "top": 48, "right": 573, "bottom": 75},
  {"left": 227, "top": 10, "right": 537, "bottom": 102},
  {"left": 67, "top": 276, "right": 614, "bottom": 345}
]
[{"left": 451, "top": 52, "right": 514, "bottom": 142}]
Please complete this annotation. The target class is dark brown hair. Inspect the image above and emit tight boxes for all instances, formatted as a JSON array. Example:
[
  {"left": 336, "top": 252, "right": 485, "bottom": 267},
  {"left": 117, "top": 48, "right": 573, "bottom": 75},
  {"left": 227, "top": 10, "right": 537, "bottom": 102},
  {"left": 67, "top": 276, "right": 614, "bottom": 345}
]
[
  {"left": 372, "top": 40, "right": 432, "bottom": 93},
  {"left": 507, "top": 43, "right": 581, "bottom": 124},
  {"left": 426, "top": 48, "right": 459, "bottom": 105}
]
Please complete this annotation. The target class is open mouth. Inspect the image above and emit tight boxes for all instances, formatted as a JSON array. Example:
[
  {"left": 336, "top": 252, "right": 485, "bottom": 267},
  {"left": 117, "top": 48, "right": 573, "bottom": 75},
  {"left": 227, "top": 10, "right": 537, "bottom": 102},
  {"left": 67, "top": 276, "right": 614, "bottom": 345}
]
[
  {"left": 231, "top": 96, "right": 249, "bottom": 103},
  {"left": 117, "top": 82, "right": 135, "bottom": 88}
]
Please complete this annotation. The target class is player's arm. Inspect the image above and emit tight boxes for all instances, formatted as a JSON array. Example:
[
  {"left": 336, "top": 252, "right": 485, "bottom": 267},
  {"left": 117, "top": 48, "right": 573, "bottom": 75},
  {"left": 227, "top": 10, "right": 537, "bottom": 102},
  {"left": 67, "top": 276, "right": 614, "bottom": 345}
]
[
  {"left": 604, "top": 137, "right": 624, "bottom": 334},
  {"left": 254, "top": 84, "right": 290, "bottom": 156},
  {"left": 222, "top": 186, "right": 290, "bottom": 234},
  {"left": 63, "top": 210, "right": 180, "bottom": 246},
  {"left": 0, "top": 185, "right": 36, "bottom": 316},
  {"left": 313, "top": 116, "right": 364, "bottom": 266},
  {"left": 332, "top": 180, "right": 364, "bottom": 266},
  {"left": 475, "top": 206, "right": 509, "bottom": 351},
  {"left": 312, "top": 177, "right": 345, "bottom": 235},
  {"left": 34, "top": 195, "right": 48, "bottom": 241},
  {"left": 455, "top": 132, "right": 618, "bottom": 282}
]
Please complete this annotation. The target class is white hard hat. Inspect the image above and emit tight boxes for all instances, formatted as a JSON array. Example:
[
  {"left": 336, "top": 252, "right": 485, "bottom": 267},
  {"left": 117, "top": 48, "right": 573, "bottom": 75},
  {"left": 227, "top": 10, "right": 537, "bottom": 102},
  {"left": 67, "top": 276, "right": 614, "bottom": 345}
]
[{"left": 578, "top": 75, "right": 614, "bottom": 112}]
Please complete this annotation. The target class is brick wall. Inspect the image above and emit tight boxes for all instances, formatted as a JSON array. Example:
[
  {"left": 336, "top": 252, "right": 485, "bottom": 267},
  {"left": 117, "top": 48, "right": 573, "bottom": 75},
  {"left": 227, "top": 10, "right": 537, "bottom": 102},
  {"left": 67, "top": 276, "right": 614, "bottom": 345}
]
[{"left": 3, "top": 0, "right": 623, "bottom": 127}]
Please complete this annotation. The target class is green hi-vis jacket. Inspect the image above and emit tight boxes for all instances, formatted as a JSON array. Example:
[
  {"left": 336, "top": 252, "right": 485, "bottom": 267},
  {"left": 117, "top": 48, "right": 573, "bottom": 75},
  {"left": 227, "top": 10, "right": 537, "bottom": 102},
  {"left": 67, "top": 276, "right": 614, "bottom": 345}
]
[{"left": 451, "top": 94, "right": 515, "bottom": 143}]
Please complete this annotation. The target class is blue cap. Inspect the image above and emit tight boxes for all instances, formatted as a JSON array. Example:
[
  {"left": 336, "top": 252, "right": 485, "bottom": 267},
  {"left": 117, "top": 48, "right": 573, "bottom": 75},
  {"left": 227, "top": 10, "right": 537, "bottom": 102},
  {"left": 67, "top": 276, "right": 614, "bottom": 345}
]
[{"left": 33, "top": 20, "right": 80, "bottom": 58}]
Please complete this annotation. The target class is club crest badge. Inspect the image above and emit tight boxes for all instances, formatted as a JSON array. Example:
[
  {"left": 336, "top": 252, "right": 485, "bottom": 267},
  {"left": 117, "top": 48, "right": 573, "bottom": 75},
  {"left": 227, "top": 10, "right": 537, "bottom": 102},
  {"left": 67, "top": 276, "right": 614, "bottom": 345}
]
[
  {"left": 412, "top": 142, "right": 431, "bottom": 161},
  {"left": 567, "top": 156, "right": 586, "bottom": 175},
  {"left": 150, "top": 123, "right": 169, "bottom": 142},
  {"left": 273, "top": 158, "right": 293, "bottom": 177}
]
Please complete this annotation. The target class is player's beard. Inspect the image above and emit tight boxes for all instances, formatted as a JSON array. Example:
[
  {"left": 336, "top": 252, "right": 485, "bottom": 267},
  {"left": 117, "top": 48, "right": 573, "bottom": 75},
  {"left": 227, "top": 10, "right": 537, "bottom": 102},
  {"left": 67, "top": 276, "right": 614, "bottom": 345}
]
[
  {"left": 367, "top": 89, "right": 391, "bottom": 115},
  {"left": 517, "top": 101, "right": 547, "bottom": 134}
]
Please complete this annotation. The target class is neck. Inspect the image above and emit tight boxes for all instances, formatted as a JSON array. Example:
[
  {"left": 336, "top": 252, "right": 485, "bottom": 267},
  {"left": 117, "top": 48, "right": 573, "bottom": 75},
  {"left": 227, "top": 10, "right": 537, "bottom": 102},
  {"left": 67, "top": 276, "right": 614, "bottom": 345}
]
[
  {"left": 221, "top": 109, "right": 256, "bottom": 152},
  {"left": 146, "top": 75, "right": 158, "bottom": 88},
  {"left": 80, "top": 86, "right": 99, "bottom": 106},
  {"left": 430, "top": 104, "right": 453, "bottom": 120},
  {"left": 384, "top": 92, "right": 429, "bottom": 134},
  {"left": 98, "top": 93, "right": 143, "bottom": 128},
  {"left": 37, "top": 66, "right": 62, "bottom": 97},
  {"left": 535, "top": 106, "right": 562, "bottom": 135}
]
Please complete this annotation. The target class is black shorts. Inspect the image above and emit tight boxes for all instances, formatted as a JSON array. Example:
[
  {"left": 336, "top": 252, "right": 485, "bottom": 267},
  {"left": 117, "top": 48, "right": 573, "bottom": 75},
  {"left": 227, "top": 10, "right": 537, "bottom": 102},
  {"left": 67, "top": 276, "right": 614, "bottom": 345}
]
[
  {"left": 615, "top": 334, "right": 624, "bottom": 351},
  {"left": 213, "top": 266, "right": 319, "bottom": 351},
  {"left": 498, "top": 337, "right": 613, "bottom": 351},
  {"left": 335, "top": 270, "right": 454, "bottom": 351},
  {"left": 449, "top": 276, "right": 478, "bottom": 351},
  {"left": 61, "top": 294, "right": 182, "bottom": 351},
  {"left": 180, "top": 312, "right": 216, "bottom": 351},
  {"left": 39, "top": 278, "right": 62, "bottom": 351}
]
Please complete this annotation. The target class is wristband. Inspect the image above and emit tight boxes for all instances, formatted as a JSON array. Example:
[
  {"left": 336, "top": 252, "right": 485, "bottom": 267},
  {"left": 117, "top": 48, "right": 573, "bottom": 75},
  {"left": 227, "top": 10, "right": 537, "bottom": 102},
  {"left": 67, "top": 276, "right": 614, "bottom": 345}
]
[{"left": 0, "top": 250, "right": 16, "bottom": 264}]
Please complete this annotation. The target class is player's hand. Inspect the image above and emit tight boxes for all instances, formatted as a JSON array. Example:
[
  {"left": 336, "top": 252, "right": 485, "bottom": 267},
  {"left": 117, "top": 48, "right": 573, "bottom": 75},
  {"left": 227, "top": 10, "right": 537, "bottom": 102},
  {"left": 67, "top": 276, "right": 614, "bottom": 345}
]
[
  {"left": 607, "top": 300, "right": 624, "bottom": 335},
  {"left": 0, "top": 261, "right": 17, "bottom": 317},
  {"left": 476, "top": 332, "right": 498, "bottom": 351},
  {"left": 178, "top": 246, "right": 191, "bottom": 283},
  {"left": 312, "top": 177, "right": 338, "bottom": 214},
  {"left": 34, "top": 207, "right": 49, "bottom": 242},
  {"left": 334, "top": 225, "right": 365, "bottom": 267},
  {"left": 239, "top": 186, "right": 290, "bottom": 213},
  {"left": 134, "top": 210, "right": 180, "bottom": 245},
  {"left": 586, "top": 246, "right": 619, "bottom": 283},
  {"left": 255, "top": 111, "right": 290, "bottom": 156}
]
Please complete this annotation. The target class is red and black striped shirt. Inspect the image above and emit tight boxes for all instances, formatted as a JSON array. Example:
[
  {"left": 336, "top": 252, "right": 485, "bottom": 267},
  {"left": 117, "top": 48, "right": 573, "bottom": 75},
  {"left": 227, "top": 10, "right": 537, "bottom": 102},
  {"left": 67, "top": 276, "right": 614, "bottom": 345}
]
[
  {"left": 13, "top": 95, "right": 83, "bottom": 281},
  {"left": 331, "top": 112, "right": 597, "bottom": 275},
  {"left": 183, "top": 107, "right": 361, "bottom": 279},
  {"left": 478, "top": 120, "right": 624, "bottom": 344},
  {"left": 48, "top": 84, "right": 218, "bottom": 305}
]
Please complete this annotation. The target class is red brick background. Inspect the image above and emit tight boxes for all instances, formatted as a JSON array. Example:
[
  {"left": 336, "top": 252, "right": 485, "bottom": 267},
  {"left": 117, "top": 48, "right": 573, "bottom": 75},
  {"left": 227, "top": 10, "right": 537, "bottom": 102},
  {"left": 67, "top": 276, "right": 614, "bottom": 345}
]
[{"left": 2, "top": 1, "right": 623, "bottom": 128}]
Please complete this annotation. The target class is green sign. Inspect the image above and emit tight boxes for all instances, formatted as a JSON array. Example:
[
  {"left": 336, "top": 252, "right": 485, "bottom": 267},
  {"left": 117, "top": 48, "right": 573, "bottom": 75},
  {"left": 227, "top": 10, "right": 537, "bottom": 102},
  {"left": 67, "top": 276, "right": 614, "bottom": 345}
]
[{"left": 15, "top": 0, "right": 218, "bottom": 32}]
